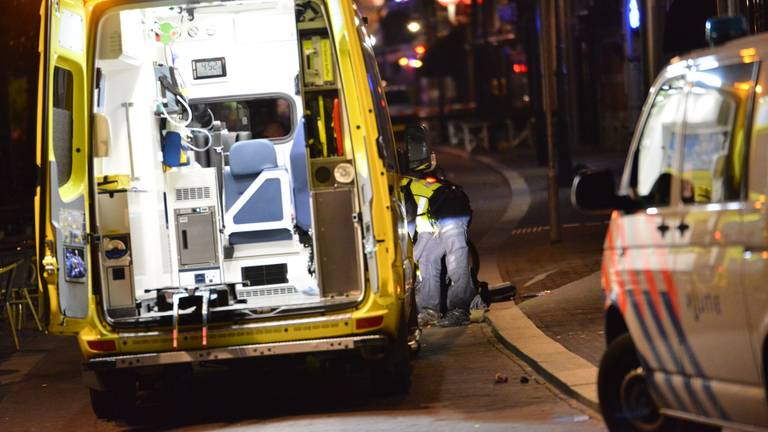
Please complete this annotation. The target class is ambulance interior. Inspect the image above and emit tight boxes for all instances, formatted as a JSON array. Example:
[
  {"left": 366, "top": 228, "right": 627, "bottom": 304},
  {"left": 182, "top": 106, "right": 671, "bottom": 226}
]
[{"left": 92, "top": 0, "right": 365, "bottom": 324}]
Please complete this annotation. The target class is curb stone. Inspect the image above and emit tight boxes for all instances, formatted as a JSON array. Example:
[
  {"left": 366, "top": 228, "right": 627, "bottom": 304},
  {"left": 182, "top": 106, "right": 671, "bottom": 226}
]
[{"left": 486, "top": 302, "right": 599, "bottom": 411}]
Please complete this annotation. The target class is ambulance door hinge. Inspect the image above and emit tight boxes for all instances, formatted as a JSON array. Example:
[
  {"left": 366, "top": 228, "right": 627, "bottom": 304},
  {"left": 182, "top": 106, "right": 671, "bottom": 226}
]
[{"left": 87, "top": 233, "right": 102, "bottom": 246}]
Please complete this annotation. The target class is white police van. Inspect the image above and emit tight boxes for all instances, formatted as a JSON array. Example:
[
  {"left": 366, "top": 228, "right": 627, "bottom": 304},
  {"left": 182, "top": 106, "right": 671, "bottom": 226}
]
[{"left": 573, "top": 17, "right": 768, "bottom": 432}]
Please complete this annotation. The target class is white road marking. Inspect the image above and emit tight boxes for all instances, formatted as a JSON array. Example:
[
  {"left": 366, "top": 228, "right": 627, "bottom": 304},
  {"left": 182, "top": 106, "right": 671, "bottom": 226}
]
[
  {"left": 474, "top": 154, "right": 531, "bottom": 227},
  {"left": 436, "top": 146, "right": 531, "bottom": 286},
  {"left": 523, "top": 269, "right": 559, "bottom": 287}
]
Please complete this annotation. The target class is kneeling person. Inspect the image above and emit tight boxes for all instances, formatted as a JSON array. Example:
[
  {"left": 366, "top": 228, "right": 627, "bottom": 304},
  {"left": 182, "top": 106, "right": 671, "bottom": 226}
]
[{"left": 402, "top": 135, "right": 474, "bottom": 327}]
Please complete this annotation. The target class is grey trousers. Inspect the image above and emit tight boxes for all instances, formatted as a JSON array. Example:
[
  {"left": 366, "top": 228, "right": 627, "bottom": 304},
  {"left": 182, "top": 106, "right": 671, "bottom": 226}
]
[{"left": 413, "top": 218, "right": 474, "bottom": 313}]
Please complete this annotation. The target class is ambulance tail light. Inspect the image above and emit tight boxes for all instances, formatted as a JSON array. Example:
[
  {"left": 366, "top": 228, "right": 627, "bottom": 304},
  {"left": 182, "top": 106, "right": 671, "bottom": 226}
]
[
  {"left": 356, "top": 315, "right": 384, "bottom": 330},
  {"left": 87, "top": 340, "right": 117, "bottom": 352}
]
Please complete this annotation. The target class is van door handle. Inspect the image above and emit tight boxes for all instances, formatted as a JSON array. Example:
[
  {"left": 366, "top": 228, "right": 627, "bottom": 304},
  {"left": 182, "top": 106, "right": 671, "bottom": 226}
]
[
  {"left": 677, "top": 221, "right": 689, "bottom": 235},
  {"left": 657, "top": 222, "right": 670, "bottom": 237}
]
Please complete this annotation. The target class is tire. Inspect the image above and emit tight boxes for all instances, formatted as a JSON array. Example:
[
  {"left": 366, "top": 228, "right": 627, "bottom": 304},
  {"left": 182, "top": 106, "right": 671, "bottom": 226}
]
[
  {"left": 369, "top": 358, "right": 411, "bottom": 397},
  {"left": 406, "top": 278, "right": 421, "bottom": 357},
  {"left": 370, "top": 313, "right": 412, "bottom": 396},
  {"left": 89, "top": 388, "right": 136, "bottom": 420},
  {"left": 89, "top": 388, "right": 113, "bottom": 419},
  {"left": 599, "top": 333, "right": 720, "bottom": 432},
  {"left": 88, "top": 372, "right": 137, "bottom": 420}
]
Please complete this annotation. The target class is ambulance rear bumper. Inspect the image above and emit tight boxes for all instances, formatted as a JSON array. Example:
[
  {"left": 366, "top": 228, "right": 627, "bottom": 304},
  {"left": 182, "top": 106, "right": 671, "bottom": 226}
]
[{"left": 84, "top": 334, "right": 388, "bottom": 371}]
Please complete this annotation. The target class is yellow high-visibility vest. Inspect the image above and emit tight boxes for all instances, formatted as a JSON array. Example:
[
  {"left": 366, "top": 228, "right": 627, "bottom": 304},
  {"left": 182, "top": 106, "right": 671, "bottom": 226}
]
[{"left": 402, "top": 176, "right": 443, "bottom": 233}]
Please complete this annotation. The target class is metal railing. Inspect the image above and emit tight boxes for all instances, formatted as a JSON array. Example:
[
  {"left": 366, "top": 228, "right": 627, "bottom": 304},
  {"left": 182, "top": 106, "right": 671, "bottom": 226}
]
[{"left": 0, "top": 256, "right": 43, "bottom": 350}]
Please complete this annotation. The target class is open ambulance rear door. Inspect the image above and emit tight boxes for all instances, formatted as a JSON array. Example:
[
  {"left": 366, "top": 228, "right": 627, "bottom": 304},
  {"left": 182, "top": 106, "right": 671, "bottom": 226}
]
[{"left": 37, "top": 0, "right": 93, "bottom": 334}]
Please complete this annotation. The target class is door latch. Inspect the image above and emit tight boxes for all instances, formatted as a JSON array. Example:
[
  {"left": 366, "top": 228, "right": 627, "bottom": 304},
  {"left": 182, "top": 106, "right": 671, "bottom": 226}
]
[
  {"left": 87, "top": 232, "right": 102, "bottom": 246},
  {"left": 42, "top": 255, "right": 58, "bottom": 277}
]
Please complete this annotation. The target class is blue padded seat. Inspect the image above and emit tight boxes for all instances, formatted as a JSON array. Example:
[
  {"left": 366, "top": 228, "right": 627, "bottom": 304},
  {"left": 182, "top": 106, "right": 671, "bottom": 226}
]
[
  {"left": 229, "top": 139, "right": 277, "bottom": 176},
  {"left": 223, "top": 139, "right": 292, "bottom": 245},
  {"left": 290, "top": 119, "right": 311, "bottom": 232}
]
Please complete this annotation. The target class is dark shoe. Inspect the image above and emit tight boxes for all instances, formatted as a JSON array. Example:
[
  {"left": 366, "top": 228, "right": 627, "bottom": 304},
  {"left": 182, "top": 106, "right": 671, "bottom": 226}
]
[
  {"left": 437, "top": 309, "right": 470, "bottom": 327},
  {"left": 417, "top": 309, "right": 440, "bottom": 327}
]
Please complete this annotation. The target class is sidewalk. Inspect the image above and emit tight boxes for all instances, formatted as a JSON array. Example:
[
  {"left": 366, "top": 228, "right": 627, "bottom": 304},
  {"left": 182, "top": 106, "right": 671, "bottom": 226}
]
[
  {"left": 487, "top": 225, "right": 607, "bottom": 410},
  {"left": 437, "top": 144, "right": 621, "bottom": 410}
]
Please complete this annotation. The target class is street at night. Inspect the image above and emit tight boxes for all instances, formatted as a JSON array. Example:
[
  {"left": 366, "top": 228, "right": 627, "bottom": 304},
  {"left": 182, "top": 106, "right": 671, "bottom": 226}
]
[
  {"left": 0, "top": 151, "right": 606, "bottom": 431},
  {"left": 3, "top": 0, "right": 768, "bottom": 431}
]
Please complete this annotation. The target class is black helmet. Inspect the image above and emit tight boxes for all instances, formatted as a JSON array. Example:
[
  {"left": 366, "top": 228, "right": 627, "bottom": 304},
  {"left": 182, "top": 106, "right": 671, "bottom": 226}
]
[{"left": 406, "top": 124, "right": 435, "bottom": 172}]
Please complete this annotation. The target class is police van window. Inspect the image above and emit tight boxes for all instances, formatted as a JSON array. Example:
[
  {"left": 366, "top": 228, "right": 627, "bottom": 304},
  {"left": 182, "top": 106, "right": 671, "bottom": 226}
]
[
  {"left": 681, "top": 63, "right": 755, "bottom": 204},
  {"left": 52, "top": 66, "right": 74, "bottom": 187},
  {"left": 632, "top": 77, "right": 686, "bottom": 207},
  {"left": 355, "top": 16, "right": 398, "bottom": 172},
  {"left": 190, "top": 97, "right": 294, "bottom": 142}
]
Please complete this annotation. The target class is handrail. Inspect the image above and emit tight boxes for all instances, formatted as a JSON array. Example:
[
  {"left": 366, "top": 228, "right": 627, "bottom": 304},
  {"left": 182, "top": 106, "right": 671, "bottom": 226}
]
[{"left": 0, "top": 260, "right": 21, "bottom": 275}]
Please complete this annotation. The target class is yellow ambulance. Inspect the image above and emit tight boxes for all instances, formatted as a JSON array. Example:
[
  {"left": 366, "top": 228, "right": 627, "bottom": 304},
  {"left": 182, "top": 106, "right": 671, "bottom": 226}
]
[{"left": 36, "top": 0, "right": 416, "bottom": 417}]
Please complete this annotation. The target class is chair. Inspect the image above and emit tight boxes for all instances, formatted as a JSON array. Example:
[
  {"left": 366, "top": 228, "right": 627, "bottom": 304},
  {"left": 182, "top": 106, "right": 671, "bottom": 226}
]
[
  {"left": 1, "top": 258, "right": 42, "bottom": 350},
  {"left": 290, "top": 118, "right": 311, "bottom": 232},
  {"left": 223, "top": 139, "right": 294, "bottom": 245}
]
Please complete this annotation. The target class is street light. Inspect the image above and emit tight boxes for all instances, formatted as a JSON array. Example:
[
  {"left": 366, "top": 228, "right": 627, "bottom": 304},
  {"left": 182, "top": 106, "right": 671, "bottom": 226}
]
[
  {"left": 407, "top": 21, "right": 421, "bottom": 33},
  {"left": 628, "top": 0, "right": 640, "bottom": 30},
  {"left": 436, "top": 0, "right": 459, "bottom": 23}
]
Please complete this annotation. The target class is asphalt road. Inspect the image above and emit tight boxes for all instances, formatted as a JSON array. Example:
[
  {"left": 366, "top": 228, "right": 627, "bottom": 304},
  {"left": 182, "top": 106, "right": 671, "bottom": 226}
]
[
  {"left": 0, "top": 325, "right": 602, "bottom": 431},
  {"left": 437, "top": 150, "right": 613, "bottom": 368},
  {"left": 0, "top": 151, "right": 604, "bottom": 431}
]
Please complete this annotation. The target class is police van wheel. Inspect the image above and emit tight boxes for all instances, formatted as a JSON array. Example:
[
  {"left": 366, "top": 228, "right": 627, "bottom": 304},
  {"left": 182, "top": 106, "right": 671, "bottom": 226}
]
[
  {"left": 599, "top": 334, "right": 720, "bottom": 432},
  {"left": 599, "top": 334, "right": 664, "bottom": 431}
]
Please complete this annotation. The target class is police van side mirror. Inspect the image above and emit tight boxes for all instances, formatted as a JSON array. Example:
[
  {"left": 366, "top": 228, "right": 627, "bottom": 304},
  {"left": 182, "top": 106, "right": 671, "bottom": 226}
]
[{"left": 571, "top": 169, "right": 630, "bottom": 212}]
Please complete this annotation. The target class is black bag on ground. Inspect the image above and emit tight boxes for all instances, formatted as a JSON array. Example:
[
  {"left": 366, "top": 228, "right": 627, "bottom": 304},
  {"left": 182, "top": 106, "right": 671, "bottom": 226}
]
[{"left": 428, "top": 184, "right": 472, "bottom": 220}]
